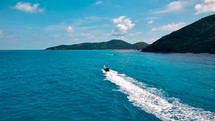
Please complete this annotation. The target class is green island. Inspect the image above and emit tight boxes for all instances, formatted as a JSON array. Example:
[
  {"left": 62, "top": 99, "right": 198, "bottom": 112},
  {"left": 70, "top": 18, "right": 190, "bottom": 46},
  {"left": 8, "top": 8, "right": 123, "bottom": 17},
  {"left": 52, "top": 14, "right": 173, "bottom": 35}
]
[{"left": 46, "top": 39, "right": 149, "bottom": 50}]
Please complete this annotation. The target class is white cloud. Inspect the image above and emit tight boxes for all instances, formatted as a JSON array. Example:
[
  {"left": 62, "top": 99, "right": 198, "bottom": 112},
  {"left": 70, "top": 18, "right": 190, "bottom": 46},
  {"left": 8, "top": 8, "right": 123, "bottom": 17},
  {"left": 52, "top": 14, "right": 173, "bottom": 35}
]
[
  {"left": 95, "top": 0, "right": 103, "bottom": 5},
  {"left": 13, "top": 2, "right": 44, "bottom": 13},
  {"left": 112, "top": 16, "right": 125, "bottom": 23},
  {"left": 112, "top": 16, "right": 135, "bottom": 36},
  {"left": 148, "top": 20, "right": 154, "bottom": 24},
  {"left": 152, "top": 22, "right": 186, "bottom": 32},
  {"left": 154, "top": 1, "right": 187, "bottom": 14},
  {"left": 195, "top": 0, "right": 215, "bottom": 14},
  {"left": 67, "top": 26, "right": 74, "bottom": 33}
]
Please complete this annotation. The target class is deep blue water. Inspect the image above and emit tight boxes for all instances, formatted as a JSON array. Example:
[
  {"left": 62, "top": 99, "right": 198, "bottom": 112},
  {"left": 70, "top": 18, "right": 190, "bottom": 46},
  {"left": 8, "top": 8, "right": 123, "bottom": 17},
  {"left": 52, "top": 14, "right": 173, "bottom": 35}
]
[{"left": 0, "top": 50, "right": 214, "bottom": 121}]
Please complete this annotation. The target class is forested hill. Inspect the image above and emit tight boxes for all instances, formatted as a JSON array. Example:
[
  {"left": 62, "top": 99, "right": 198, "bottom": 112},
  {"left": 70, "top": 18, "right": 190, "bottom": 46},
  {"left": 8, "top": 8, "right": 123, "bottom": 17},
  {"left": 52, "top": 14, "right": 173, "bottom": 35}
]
[
  {"left": 142, "top": 14, "right": 215, "bottom": 54},
  {"left": 46, "top": 40, "right": 148, "bottom": 50}
]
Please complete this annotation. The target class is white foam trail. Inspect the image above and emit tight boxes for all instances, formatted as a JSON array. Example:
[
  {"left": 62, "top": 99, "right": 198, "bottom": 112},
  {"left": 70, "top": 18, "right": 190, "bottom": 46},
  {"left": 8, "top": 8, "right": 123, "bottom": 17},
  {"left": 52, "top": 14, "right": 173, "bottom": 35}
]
[{"left": 104, "top": 70, "right": 215, "bottom": 121}]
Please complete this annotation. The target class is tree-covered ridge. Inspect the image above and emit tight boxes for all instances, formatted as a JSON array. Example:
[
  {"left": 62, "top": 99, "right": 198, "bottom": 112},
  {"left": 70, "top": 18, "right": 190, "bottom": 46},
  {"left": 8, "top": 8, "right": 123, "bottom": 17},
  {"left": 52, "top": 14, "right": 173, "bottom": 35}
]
[
  {"left": 143, "top": 14, "right": 215, "bottom": 54},
  {"left": 46, "top": 40, "right": 149, "bottom": 50}
]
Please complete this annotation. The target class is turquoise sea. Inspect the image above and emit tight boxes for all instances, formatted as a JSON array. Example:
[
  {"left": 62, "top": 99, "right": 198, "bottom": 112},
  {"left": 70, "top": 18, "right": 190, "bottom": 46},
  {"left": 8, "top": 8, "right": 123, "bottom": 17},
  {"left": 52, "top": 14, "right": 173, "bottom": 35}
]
[{"left": 0, "top": 50, "right": 215, "bottom": 121}]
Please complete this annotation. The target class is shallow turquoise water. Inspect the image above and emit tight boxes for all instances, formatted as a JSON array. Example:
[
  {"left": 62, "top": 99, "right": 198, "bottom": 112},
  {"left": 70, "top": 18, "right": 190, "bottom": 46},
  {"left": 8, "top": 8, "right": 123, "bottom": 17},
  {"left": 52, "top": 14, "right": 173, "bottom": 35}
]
[{"left": 0, "top": 50, "right": 214, "bottom": 121}]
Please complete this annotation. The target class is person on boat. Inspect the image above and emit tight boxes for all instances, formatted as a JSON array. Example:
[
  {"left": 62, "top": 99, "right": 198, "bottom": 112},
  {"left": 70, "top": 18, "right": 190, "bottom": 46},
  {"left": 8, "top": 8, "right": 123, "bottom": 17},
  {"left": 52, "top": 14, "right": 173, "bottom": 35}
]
[{"left": 104, "top": 65, "right": 110, "bottom": 72}]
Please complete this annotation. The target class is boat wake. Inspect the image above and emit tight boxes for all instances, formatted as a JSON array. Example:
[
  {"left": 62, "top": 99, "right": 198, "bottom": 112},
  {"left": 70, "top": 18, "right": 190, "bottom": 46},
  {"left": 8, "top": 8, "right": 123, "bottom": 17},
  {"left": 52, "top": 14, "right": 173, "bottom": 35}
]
[{"left": 103, "top": 69, "right": 215, "bottom": 121}]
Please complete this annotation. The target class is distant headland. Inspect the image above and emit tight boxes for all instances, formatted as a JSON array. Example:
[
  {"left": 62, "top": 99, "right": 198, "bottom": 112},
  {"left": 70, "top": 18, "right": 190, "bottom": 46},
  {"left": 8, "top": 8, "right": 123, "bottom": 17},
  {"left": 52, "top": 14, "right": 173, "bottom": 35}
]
[{"left": 46, "top": 39, "right": 149, "bottom": 50}]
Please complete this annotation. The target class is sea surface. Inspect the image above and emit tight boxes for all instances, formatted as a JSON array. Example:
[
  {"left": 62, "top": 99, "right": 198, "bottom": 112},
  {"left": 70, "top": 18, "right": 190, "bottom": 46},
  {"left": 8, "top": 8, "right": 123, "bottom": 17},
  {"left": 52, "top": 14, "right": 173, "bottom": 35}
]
[{"left": 0, "top": 50, "right": 215, "bottom": 121}]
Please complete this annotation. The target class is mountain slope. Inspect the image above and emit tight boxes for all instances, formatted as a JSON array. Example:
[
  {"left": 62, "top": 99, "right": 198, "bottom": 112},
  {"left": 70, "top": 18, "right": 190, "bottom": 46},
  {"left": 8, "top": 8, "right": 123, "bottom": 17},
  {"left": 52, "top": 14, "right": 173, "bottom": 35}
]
[
  {"left": 46, "top": 40, "right": 148, "bottom": 50},
  {"left": 132, "top": 42, "right": 149, "bottom": 50},
  {"left": 142, "top": 14, "right": 215, "bottom": 54}
]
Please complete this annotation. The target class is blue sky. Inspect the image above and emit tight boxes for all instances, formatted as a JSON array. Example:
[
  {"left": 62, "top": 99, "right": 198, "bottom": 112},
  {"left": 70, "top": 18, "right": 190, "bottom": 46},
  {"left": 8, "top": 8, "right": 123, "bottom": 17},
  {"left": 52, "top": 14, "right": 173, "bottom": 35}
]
[{"left": 0, "top": 0, "right": 215, "bottom": 49}]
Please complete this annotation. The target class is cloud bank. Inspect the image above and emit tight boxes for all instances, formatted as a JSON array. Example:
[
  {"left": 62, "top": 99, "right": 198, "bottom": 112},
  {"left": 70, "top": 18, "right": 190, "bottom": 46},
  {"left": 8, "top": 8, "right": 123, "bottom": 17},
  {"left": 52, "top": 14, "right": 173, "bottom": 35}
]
[
  {"left": 154, "top": 1, "right": 188, "bottom": 14},
  {"left": 152, "top": 22, "right": 186, "bottom": 32},
  {"left": 195, "top": 0, "right": 215, "bottom": 14}
]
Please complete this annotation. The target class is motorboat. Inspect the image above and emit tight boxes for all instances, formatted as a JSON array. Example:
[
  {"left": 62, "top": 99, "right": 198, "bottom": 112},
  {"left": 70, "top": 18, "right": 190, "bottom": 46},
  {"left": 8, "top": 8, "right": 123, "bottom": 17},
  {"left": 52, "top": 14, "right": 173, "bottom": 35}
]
[{"left": 103, "top": 65, "right": 110, "bottom": 72}]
